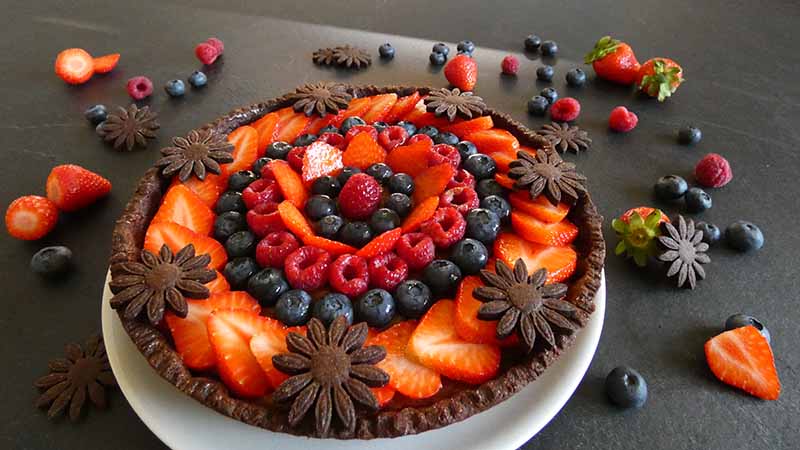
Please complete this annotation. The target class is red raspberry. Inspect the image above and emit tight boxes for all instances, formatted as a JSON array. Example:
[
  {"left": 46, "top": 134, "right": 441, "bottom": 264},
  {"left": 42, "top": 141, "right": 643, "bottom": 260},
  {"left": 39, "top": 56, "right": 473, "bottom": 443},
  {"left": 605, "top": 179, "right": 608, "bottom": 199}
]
[
  {"left": 378, "top": 125, "right": 409, "bottom": 151},
  {"left": 328, "top": 254, "right": 370, "bottom": 297},
  {"left": 287, "top": 146, "right": 306, "bottom": 172},
  {"left": 551, "top": 97, "right": 581, "bottom": 122},
  {"left": 368, "top": 253, "right": 409, "bottom": 291},
  {"left": 447, "top": 168, "right": 476, "bottom": 189},
  {"left": 395, "top": 233, "right": 435, "bottom": 271},
  {"left": 608, "top": 106, "right": 638, "bottom": 132},
  {"left": 440, "top": 187, "right": 479, "bottom": 216},
  {"left": 420, "top": 206, "right": 466, "bottom": 249},
  {"left": 126, "top": 76, "right": 153, "bottom": 100},
  {"left": 260, "top": 164, "right": 276, "bottom": 183},
  {"left": 317, "top": 132, "right": 345, "bottom": 149},
  {"left": 407, "top": 134, "right": 433, "bottom": 146},
  {"left": 695, "top": 153, "right": 733, "bottom": 188},
  {"left": 246, "top": 202, "right": 286, "bottom": 237},
  {"left": 338, "top": 173, "right": 382, "bottom": 220},
  {"left": 195, "top": 42, "right": 219, "bottom": 65},
  {"left": 206, "top": 37, "right": 224, "bottom": 54},
  {"left": 242, "top": 178, "right": 282, "bottom": 209},
  {"left": 255, "top": 231, "right": 300, "bottom": 268},
  {"left": 284, "top": 246, "right": 331, "bottom": 290},
  {"left": 431, "top": 144, "right": 461, "bottom": 169},
  {"left": 344, "top": 125, "right": 378, "bottom": 145},
  {"left": 501, "top": 55, "right": 519, "bottom": 75}
]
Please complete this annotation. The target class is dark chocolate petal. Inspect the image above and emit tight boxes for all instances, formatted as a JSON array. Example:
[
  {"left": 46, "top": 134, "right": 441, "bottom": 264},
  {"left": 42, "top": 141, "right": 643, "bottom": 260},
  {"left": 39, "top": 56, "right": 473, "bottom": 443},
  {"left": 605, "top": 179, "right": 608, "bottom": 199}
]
[
  {"left": 273, "top": 353, "right": 311, "bottom": 375},
  {"left": 343, "top": 378, "right": 378, "bottom": 411},
  {"left": 341, "top": 322, "right": 368, "bottom": 354},
  {"left": 315, "top": 386, "right": 333, "bottom": 437},
  {"left": 333, "top": 383, "right": 356, "bottom": 434},
  {"left": 308, "top": 318, "right": 328, "bottom": 349},
  {"left": 34, "top": 373, "right": 68, "bottom": 389},
  {"left": 328, "top": 316, "right": 348, "bottom": 347},
  {"left": 350, "top": 365, "right": 389, "bottom": 387},
  {"left": 48, "top": 358, "right": 71, "bottom": 373},
  {"left": 286, "top": 332, "right": 316, "bottom": 357},
  {"left": 274, "top": 372, "right": 314, "bottom": 403},
  {"left": 513, "top": 259, "right": 528, "bottom": 283},
  {"left": 36, "top": 381, "right": 70, "bottom": 407},
  {"left": 87, "top": 381, "right": 107, "bottom": 409},
  {"left": 541, "top": 308, "right": 578, "bottom": 331},
  {"left": 477, "top": 300, "right": 512, "bottom": 320},
  {"left": 349, "top": 345, "right": 386, "bottom": 365},
  {"left": 534, "top": 312, "right": 556, "bottom": 347},
  {"left": 287, "top": 381, "right": 320, "bottom": 426},
  {"left": 68, "top": 385, "right": 86, "bottom": 422},
  {"left": 496, "top": 308, "right": 520, "bottom": 338},
  {"left": 519, "top": 313, "right": 536, "bottom": 352},
  {"left": 473, "top": 286, "right": 508, "bottom": 302}
]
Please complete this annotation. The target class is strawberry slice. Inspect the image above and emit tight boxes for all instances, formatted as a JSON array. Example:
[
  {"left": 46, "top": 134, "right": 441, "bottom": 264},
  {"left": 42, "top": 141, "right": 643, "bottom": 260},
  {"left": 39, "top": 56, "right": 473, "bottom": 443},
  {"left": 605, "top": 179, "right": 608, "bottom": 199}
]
[
  {"left": 363, "top": 93, "right": 398, "bottom": 123},
  {"left": 269, "top": 160, "right": 308, "bottom": 209},
  {"left": 705, "top": 326, "right": 781, "bottom": 400},
  {"left": 368, "top": 321, "right": 442, "bottom": 399},
  {"left": 170, "top": 175, "right": 221, "bottom": 209},
  {"left": 92, "top": 53, "right": 120, "bottom": 74},
  {"left": 441, "top": 116, "right": 494, "bottom": 139},
  {"left": 144, "top": 222, "right": 227, "bottom": 270},
  {"left": 403, "top": 109, "right": 453, "bottom": 129},
  {"left": 334, "top": 97, "right": 373, "bottom": 126},
  {"left": 386, "top": 139, "right": 433, "bottom": 177},
  {"left": 413, "top": 164, "right": 456, "bottom": 204},
  {"left": 494, "top": 173, "right": 515, "bottom": 190},
  {"left": 383, "top": 92, "right": 421, "bottom": 123},
  {"left": 465, "top": 129, "right": 520, "bottom": 155},
  {"left": 356, "top": 228, "right": 402, "bottom": 258},
  {"left": 305, "top": 110, "right": 345, "bottom": 135},
  {"left": 253, "top": 112, "right": 280, "bottom": 156},
  {"left": 273, "top": 112, "right": 311, "bottom": 144},
  {"left": 152, "top": 184, "right": 214, "bottom": 236},
  {"left": 401, "top": 196, "right": 439, "bottom": 233},
  {"left": 250, "top": 324, "right": 307, "bottom": 389},
  {"left": 277, "top": 200, "right": 314, "bottom": 240},
  {"left": 301, "top": 141, "right": 343, "bottom": 185},
  {"left": 509, "top": 191, "right": 570, "bottom": 223},
  {"left": 455, "top": 276, "right": 519, "bottom": 347},
  {"left": 303, "top": 235, "right": 358, "bottom": 256},
  {"left": 205, "top": 270, "right": 230, "bottom": 293},
  {"left": 342, "top": 132, "right": 387, "bottom": 170},
  {"left": 408, "top": 300, "right": 501, "bottom": 384},
  {"left": 486, "top": 151, "right": 515, "bottom": 173},
  {"left": 222, "top": 126, "right": 259, "bottom": 181},
  {"left": 164, "top": 292, "right": 260, "bottom": 371},
  {"left": 511, "top": 211, "right": 578, "bottom": 246},
  {"left": 493, "top": 232, "right": 577, "bottom": 283},
  {"left": 371, "top": 385, "right": 396, "bottom": 407},
  {"left": 54, "top": 48, "right": 94, "bottom": 84}
]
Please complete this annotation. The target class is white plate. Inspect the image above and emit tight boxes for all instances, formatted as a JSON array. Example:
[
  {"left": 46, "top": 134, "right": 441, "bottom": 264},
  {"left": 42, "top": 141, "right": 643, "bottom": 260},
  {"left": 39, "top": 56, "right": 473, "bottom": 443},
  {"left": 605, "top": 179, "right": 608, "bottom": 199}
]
[{"left": 102, "top": 271, "right": 605, "bottom": 450}]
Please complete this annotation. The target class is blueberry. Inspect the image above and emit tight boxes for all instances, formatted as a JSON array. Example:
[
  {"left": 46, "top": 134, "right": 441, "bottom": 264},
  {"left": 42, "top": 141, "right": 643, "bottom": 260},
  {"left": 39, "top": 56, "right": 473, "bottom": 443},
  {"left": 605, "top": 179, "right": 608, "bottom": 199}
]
[
  {"left": 432, "top": 42, "right": 450, "bottom": 56},
  {"left": 394, "top": 280, "right": 433, "bottom": 318},
  {"left": 536, "top": 65, "right": 554, "bottom": 81},
  {"left": 378, "top": 43, "right": 395, "bottom": 59},
  {"left": 480, "top": 195, "right": 510, "bottom": 222},
  {"left": 456, "top": 140, "right": 477, "bottom": 160},
  {"left": 725, "top": 221, "right": 764, "bottom": 252},
  {"left": 524, "top": 35, "right": 542, "bottom": 51},
  {"left": 275, "top": 290, "right": 312, "bottom": 326},
  {"left": 678, "top": 126, "right": 702, "bottom": 145},
  {"left": 606, "top": 366, "right": 647, "bottom": 409},
  {"left": 319, "top": 124, "right": 340, "bottom": 135},
  {"left": 433, "top": 132, "right": 459, "bottom": 146},
  {"left": 225, "top": 230, "right": 256, "bottom": 258},
  {"left": 450, "top": 238, "right": 488, "bottom": 275},
  {"left": 222, "top": 257, "right": 258, "bottom": 289},
  {"left": 164, "top": 79, "right": 186, "bottom": 97},
  {"left": 266, "top": 141, "right": 292, "bottom": 160},
  {"left": 463, "top": 154, "right": 497, "bottom": 180},
  {"left": 214, "top": 211, "right": 246, "bottom": 241},
  {"left": 541, "top": 40, "right": 558, "bottom": 56},
  {"left": 695, "top": 221, "right": 721, "bottom": 245},
  {"left": 293, "top": 133, "right": 317, "bottom": 147},
  {"left": 315, "top": 215, "right": 344, "bottom": 239},
  {"left": 397, "top": 121, "right": 417, "bottom": 136},
  {"left": 252, "top": 157, "right": 272, "bottom": 175},
  {"left": 188, "top": 70, "right": 207, "bottom": 88},
  {"left": 84, "top": 104, "right": 107, "bottom": 125},
  {"left": 476, "top": 178, "right": 504, "bottom": 199},
  {"left": 227, "top": 170, "right": 259, "bottom": 192},
  {"left": 305, "top": 195, "right": 337, "bottom": 221},
  {"left": 725, "top": 314, "right": 770, "bottom": 343},
  {"left": 653, "top": 175, "right": 688, "bottom": 201},
  {"left": 417, "top": 125, "right": 439, "bottom": 138},
  {"left": 465, "top": 208, "right": 501, "bottom": 244},
  {"left": 423, "top": 260, "right": 462, "bottom": 297},
  {"left": 215, "top": 191, "right": 246, "bottom": 214},
  {"left": 356, "top": 289, "right": 396, "bottom": 328},
  {"left": 313, "top": 293, "right": 354, "bottom": 326},
  {"left": 387, "top": 173, "right": 414, "bottom": 195},
  {"left": 246, "top": 268, "right": 290, "bottom": 307},
  {"left": 370, "top": 208, "right": 400, "bottom": 234},
  {"left": 540, "top": 87, "right": 558, "bottom": 104},
  {"left": 429, "top": 51, "right": 447, "bottom": 65},
  {"left": 373, "top": 121, "right": 389, "bottom": 133},
  {"left": 365, "top": 163, "right": 393, "bottom": 184},
  {"left": 30, "top": 246, "right": 72, "bottom": 277},
  {"left": 684, "top": 187, "right": 712, "bottom": 213},
  {"left": 310, "top": 175, "right": 341, "bottom": 197},
  {"left": 339, "top": 221, "right": 373, "bottom": 247},
  {"left": 457, "top": 40, "right": 475, "bottom": 54},
  {"left": 386, "top": 193, "right": 412, "bottom": 217},
  {"left": 337, "top": 166, "right": 361, "bottom": 186},
  {"left": 95, "top": 121, "right": 105, "bottom": 135},
  {"left": 566, "top": 68, "right": 587, "bottom": 87},
  {"left": 527, "top": 95, "right": 550, "bottom": 116},
  {"left": 340, "top": 116, "right": 366, "bottom": 135}
]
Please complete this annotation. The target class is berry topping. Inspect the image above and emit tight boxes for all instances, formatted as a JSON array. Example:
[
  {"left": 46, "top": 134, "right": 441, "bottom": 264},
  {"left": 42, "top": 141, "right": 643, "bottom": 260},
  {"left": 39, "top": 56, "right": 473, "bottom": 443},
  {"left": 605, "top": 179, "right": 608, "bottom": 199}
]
[
  {"left": 431, "top": 144, "right": 461, "bottom": 169},
  {"left": 463, "top": 154, "right": 498, "bottom": 181},
  {"left": 454, "top": 276, "right": 517, "bottom": 347},
  {"left": 284, "top": 246, "right": 332, "bottom": 291},
  {"left": 227, "top": 170, "right": 259, "bottom": 192},
  {"left": 311, "top": 175, "right": 341, "bottom": 197},
  {"left": 608, "top": 106, "right": 638, "bottom": 132},
  {"left": 378, "top": 125, "right": 409, "bottom": 151},
  {"left": 440, "top": 187, "right": 479, "bottom": 216},
  {"left": 394, "top": 280, "right": 434, "bottom": 319},
  {"left": 303, "top": 235, "right": 359, "bottom": 256},
  {"left": 442, "top": 117, "right": 494, "bottom": 140},
  {"left": 344, "top": 124, "right": 378, "bottom": 145},
  {"left": 287, "top": 146, "right": 306, "bottom": 172},
  {"left": 654, "top": 175, "right": 688, "bottom": 201},
  {"left": 337, "top": 166, "right": 361, "bottom": 186},
  {"left": 316, "top": 132, "right": 345, "bottom": 149},
  {"left": 152, "top": 184, "right": 215, "bottom": 236},
  {"left": 395, "top": 232, "right": 436, "bottom": 271},
  {"left": 277, "top": 200, "right": 314, "bottom": 240},
  {"left": 368, "top": 252, "right": 409, "bottom": 291},
  {"left": 386, "top": 139, "right": 433, "bottom": 177},
  {"left": 695, "top": 153, "right": 733, "bottom": 188},
  {"left": 678, "top": 125, "right": 702, "bottom": 145},
  {"left": 423, "top": 259, "right": 462, "bottom": 296},
  {"left": 269, "top": 160, "right": 308, "bottom": 209},
  {"left": 387, "top": 173, "right": 414, "bottom": 195},
  {"left": 255, "top": 231, "right": 300, "bottom": 269},
  {"left": 464, "top": 207, "right": 501, "bottom": 244},
  {"left": 493, "top": 232, "right": 577, "bottom": 283},
  {"left": 314, "top": 214, "right": 344, "bottom": 239},
  {"left": 45, "top": 164, "right": 112, "bottom": 212},
  {"left": 340, "top": 116, "right": 367, "bottom": 135},
  {"left": 400, "top": 196, "right": 439, "bottom": 233},
  {"left": 126, "top": 76, "right": 153, "bottom": 100},
  {"left": 246, "top": 202, "right": 286, "bottom": 237},
  {"left": 249, "top": 318, "right": 305, "bottom": 390},
  {"left": 365, "top": 163, "right": 393, "bottom": 185},
  {"left": 368, "top": 321, "right": 442, "bottom": 399},
  {"left": 501, "top": 55, "right": 519, "bottom": 75},
  {"left": 705, "top": 326, "right": 780, "bottom": 400},
  {"left": 369, "top": 209, "right": 401, "bottom": 235},
  {"left": 421, "top": 206, "right": 467, "bottom": 249},
  {"left": 725, "top": 221, "right": 764, "bottom": 252},
  {"left": 606, "top": 366, "right": 648, "bottom": 408},
  {"left": 480, "top": 195, "right": 510, "bottom": 222},
  {"left": 338, "top": 221, "right": 374, "bottom": 248},
  {"left": 450, "top": 238, "right": 489, "bottom": 275},
  {"left": 550, "top": 97, "right": 581, "bottom": 122},
  {"left": 342, "top": 132, "right": 387, "bottom": 170},
  {"left": 275, "top": 289, "right": 312, "bottom": 326},
  {"left": 301, "top": 141, "right": 343, "bottom": 185},
  {"left": 54, "top": 48, "right": 94, "bottom": 85},
  {"left": 338, "top": 173, "right": 382, "bottom": 220},
  {"left": 195, "top": 42, "right": 219, "bottom": 65},
  {"left": 5, "top": 196, "right": 58, "bottom": 241},
  {"left": 247, "top": 268, "right": 290, "bottom": 307},
  {"left": 511, "top": 210, "right": 578, "bottom": 246},
  {"left": 444, "top": 54, "right": 478, "bottom": 91},
  {"left": 266, "top": 141, "right": 293, "bottom": 160},
  {"left": 223, "top": 126, "right": 259, "bottom": 179},
  {"left": 329, "top": 254, "right": 370, "bottom": 297},
  {"left": 356, "top": 289, "right": 396, "bottom": 328},
  {"left": 508, "top": 191, "right": 569, "bottom": 223},
  {"left": 448, "top": 168, "right": 476, "bottom": 190},
  {"left": 413, "top": 164, "right": 456, "bottom": 204},
  {"left": 313, "top": 293, "right": 354, "bottom": 327},
  {"left": 305, "top": 195, "right": 337, "bottom": 221},
  {"left": 385, "top": 193, "right": 412, "bottom": 218}
]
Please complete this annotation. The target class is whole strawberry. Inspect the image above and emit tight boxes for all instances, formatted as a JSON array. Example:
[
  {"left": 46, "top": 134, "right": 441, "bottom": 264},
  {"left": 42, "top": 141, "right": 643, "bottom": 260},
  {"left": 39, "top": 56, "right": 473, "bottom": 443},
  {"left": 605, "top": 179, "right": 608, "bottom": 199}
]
[
  {"left": 636, "top": 58, "right": 684, "bottom": 101},
  {"left": 584, "top": 36, "right": 640, "bottom": 85},
  {"left": 46, "top": 164, "right": 112, "bottom": 212},
  {"left": 444, "top": 54, "right": 478, "bottom": 91}
]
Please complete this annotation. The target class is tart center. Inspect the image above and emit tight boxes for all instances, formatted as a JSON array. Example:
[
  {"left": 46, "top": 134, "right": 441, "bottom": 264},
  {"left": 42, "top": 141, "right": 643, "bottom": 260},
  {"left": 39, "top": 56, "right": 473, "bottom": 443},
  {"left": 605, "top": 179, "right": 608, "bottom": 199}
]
[
  {"left": 145, "top": 263, "right": 180, "bottom": 290},
  {"left": 507, "top": 283, "right": 541, "bottom": 314},
  {"left": 183, "top": 143, "right": 209, "bottom": 161},
  {"left": 68, "top": 357, "right": 102, "bottom": 386},
  {"left": 310, "top": 344, "right": 351, "bottom": 386}
]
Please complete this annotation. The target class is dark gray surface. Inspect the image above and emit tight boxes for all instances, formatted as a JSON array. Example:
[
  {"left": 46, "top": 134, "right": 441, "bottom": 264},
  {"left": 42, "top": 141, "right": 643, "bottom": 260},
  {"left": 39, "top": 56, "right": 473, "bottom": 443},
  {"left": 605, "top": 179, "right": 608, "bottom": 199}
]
[{"left": 1, "top": 1, "right": 798, "bottom": 449}]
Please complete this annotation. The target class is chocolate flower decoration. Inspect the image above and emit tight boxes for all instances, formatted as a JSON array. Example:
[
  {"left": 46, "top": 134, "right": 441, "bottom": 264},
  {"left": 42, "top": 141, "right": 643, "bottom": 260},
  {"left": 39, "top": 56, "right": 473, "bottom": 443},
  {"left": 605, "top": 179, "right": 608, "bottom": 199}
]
[
  {"left": 312, "top": 47, "right": 338, "bottom": 66},
  {"left": 507, "top": 149, "right": 587, "bottom": 206},
  {"left": 97, "top": 104, "right": 160, "bottom": 151},
  {"left": 155, "top": 129, "right": 234, "bottom": 182},
  {"left": 539, "top": 122, "right": 592, "bottom": 153},
  {"left": 424, "top": 88, "right": 486, "bottom": 122},
  {"left": 272, "top": 317, "right": 389, "bottom": 437},
  {"left": 657, "top": 215, "right": 711, "bottom": 289},
  {"left": 332, "top": 45, "right": 372, "bottom": 69},
  {"left": 109, "top": 244, "right": 216, "bottom": 325},
  {"left": 287, "top": 82, "right": 353, "bottom": 117}
]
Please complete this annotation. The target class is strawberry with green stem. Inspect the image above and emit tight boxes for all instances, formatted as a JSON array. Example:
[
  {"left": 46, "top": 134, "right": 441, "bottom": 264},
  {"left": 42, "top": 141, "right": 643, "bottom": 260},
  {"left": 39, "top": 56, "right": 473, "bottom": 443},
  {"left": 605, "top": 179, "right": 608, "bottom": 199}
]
[
  {"left": 612, "top": 207, "right": 668, "bottom": 266},
  {"left": 584, "top": 36, "right": 640, "bottom": 85},
  {"left": 636, "top": 58, "right": 684, "bottom": 101}
]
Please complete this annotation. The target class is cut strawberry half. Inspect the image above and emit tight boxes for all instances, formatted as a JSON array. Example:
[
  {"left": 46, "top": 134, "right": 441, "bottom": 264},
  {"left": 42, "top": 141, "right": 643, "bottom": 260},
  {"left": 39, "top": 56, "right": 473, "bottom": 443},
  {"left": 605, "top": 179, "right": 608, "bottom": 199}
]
[
  {"left": 368, "top": 321, "right": 442, "bottom": 399},
  {"left": 205, "top": 270, "right": 230, "bottom": 294},
  {"left": 511, "top": 211, "right": 578, "bottom": 246},
  {"left": 413, "top": 164, "right": 456, "bottom": 204},
  {"left": 277, "top": 200, "right": 314, "bottom": 240},
  {"left": 383, "top": 92, "right": 422, "bottom": 123},
  {"left": 269, "top": 160, "right": 308, "bottom": 209},
  {"left": 222, "top": 126, "right": 259, "bottom": 181},
  {"left": 509, "top": 191, "right": 570, "bottom": 223},
  {"left": 250, "top": 324, "right": 306, "bottom": 389},
  {"left": 494, "top": 173, "right": 515, "bottom": 190},
  {"left": 335, "top": 97, "right": 373, "bottom": 126},
  {"left": 92, "top": 53, "right": 120, "bottom": 73},
  {"left": 363, "top": 93, "right": 398, "bottom": 123},
  {"left": 441, "top": 116, "right": 494, "bottom": 139},
  {"left": 302, "top": 235, "right": 358, "bottom": 256},
  {"left": 401, "top": 196, "right": 440, "bottom": 233},
  {"left": 301, "top": 141, "right": 343, "bottom": 185},
  {"left": 705, "top": 326, "right": 780, "bottom": 400},
  {"left": 253, "top": 112, "right": 280, "bottom": 156},
  {"left": 455, "top": 276, "right": 519, "bottom": 347},
  {"left": 356, "top": 228, "right": 402, "bottom": 258},
  {"left": 493, "top": 232, "right": 577, "bottom": 283},
  {"left": 273, "top": 112, "right": 311, "bottom": 144},
  {"left": 152, "top": 184, "right": 215, "bottom": 236},
  {"left": 144, "top": 221, "right": 227, "bottom": 270},
  {"left": 371, "top": 385, "right": 396, "bottom": 407},
  {"left": 485, "top": 151, "right": 515, "bottom": 173},
  {"left": 342, "top": 132, "right": 387, "bottom": 170},
  {"left": 170, "top": 176, "right": 221, "bottom": 209},
  {"left": 305, "top": 110, "right": 345, "bottom": 135},
  {"left": 402, "top": 109, "right": 452, "bottom": 129},
  {"left": 386, "top": 139, "right": 433, "bottom": 177},
  {"left": 54, "top": 48, "right": 94, "bottom": 84},
  {"left": 465, "top": 129, "right": 520, "bottom": 155}
]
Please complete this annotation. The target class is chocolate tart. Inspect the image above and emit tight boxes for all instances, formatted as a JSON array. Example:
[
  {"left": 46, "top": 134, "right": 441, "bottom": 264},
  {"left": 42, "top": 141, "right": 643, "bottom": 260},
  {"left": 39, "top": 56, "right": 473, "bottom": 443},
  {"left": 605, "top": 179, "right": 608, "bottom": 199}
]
[{"left": 109, "top": 85, "right": 606, "bottom": 439}]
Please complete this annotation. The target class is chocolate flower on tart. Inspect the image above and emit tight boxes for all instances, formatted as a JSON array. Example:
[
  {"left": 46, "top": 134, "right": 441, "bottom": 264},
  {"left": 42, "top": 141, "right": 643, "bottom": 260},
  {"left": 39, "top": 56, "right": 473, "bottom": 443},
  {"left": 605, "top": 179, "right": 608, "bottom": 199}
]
[
  {"left": 424, "top": 87, "right": 487, "bottom": 122},
  {"left": 97, "top": 104, "right": 160, "bottom": 151},
  {"left": 539, "top": 122, "right": 592, "bottom": 153},
  {"left": 332, "top": 45, "right": 372, "bottom": 69},
  {"left": 657, "top": 215, "right": 711, "bottom": 289},
  {"left": 287, "top": 82, "right": 353, "bottom": 117},
  {"left": 109, "top": 244, "right": 216, "bottom": 325},
  {"left": 34, "top": 334, "right": 116, "bottom": 422},
  {"left": 474, "top": 259, "right": 578, "bottom": 352},
  {"left": 155, "top": 128, "right": 234, "bottom": 182},
  {"left": 272, "top": 317, "right": 389, "bottom": 437},
  {"left": 508, "top": 149, "right": 587, "bottom": 206},
  {"left": 312, "top": 47, "right": 338, "bottom": 66}
]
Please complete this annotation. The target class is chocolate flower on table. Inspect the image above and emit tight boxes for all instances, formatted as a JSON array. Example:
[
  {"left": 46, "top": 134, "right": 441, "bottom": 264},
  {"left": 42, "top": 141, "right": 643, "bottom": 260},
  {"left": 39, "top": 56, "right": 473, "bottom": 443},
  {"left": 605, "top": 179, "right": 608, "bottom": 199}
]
[
  {"left": 473, "top": 259, "right": 578, "bottom": 352},
  {"left": 97, "top": 104, "right": 160, "bottom": 151},
  {"left": 109, "top": 244, "right": 216, "bottom": 325},
  {"left": 312, "top": 47, "right": 338, "bottom": 66},
  {"left": 424, "top": 87, "right": 487, "bottom": 122},
  {"left": 272, "top": 317, "right": 389, "bottom": 437},
  {"left": 155, "top": 128, "right": 234, "bottom": 182},
  {"left": 508, "top": 149, "right": 587, "bottom": 206},
  {"left": 34, "top": 334, "right": 116, "bottom": 422},
  {"left": 287, "top": 82, "right": 353, "bottom": 117},
  {"left": 332, "top": 45, "right": 372, "bottom": 69},
  {"left": 539, "top": 122, "right": 592, "bottom": 153},
  {"left": 657, "top": 215, "right": 711, "bottom": 289}
]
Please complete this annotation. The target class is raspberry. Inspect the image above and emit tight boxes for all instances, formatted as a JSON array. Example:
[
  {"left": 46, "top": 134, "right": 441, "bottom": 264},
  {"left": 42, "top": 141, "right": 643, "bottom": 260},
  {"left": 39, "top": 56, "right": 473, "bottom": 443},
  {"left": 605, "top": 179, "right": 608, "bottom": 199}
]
[
  {"left": 407, "top": 134, "right": 433, "bottom": 146},
  {"left": 328, "top": 254, "right": 370, "bottom": 297},
  {"left": 344, "top": 125, "right": 378, "bottom": 145},
  {"left": 368, "top": 253, "right": 409, "bottom": 291},
  {"left": 440, "top": 187, "right": 480, "bottom": 216},
  {"left": 395, "top": 233, "right": 435, "bottom": 271},
  {"left": 242, "top": 178, "right": 282, "bottom": 209},
  {"left": 284, "top": 246, "right": 331, "bottom": 290},
  {"left": 287, "top": 146, "right": 306, "bottom": 172},
  {"left": 550, "top": 97, "right": 581, "bottom": 122},
  {"left": 126, "top": 76, "right": 153, "bottom": 100},
  {"left": 255, "top": 231, "right": 300, "bottom": 268},
  {"left": 431, "top": 144, "right": 461, "bottom": 169},
  {"left": 501, "top": 55, "right": 519, "bottom": 75},
  {"left": 206, "top": 37, "right": 225, "bottom": 54},
  {"left": 608, "top": 106, "right": 638, "bottom": 132},
  {"left": 378, "top": 125, "right": 409, "bottom": 151},
  {"left": 317, "top": 132, "right": 345, "bottom": 149},
  {"left": 447, "top": 169, "right": 476, "bottom": 189},
  {"left": 195, "top": 42, "right": 219, "bottom": 65},
  {"left": 695, "top": 153, "right": 733, "bottom": 188},
  {"left": 246, "top": 202, "right": 286, "bottom": 237},
  {"left": 338, "top": 173, "right": 382, "bottom": 220},
  {"left": 420, "top": 206, "right": 466, "bottom": 249}
]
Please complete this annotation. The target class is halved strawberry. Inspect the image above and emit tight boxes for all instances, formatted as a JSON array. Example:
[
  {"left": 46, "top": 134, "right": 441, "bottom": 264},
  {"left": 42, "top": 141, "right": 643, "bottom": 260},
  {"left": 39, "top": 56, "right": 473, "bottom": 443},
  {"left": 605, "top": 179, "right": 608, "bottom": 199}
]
[
  {"left": 371, "top": 385, "right": 396, "bottom": 407},
  {"left": 363, "top": 93, "right": 397, "bottom": 123},
  {"left": 368, "top": 321, "right": 442, "bottom": 399},
  {"left": 302, "top": 235, "right": 358, "bottom": 256},
  {"left": 144, "top": 222, "right": 227, "bottom": 270},
  {"left": 455, "top": 276, "right": 519, "bottom": 347},
  {"left": 509, "top": 191, "right": 570, "bottom": 223},
  {"left": 54, "top": 48, "right": 94, "bottom": 84},
  {"left": 222, "top": 126, "right": 259, "bottom": 180},
  {"left": 705, "top": 326, "right": 781, "bottom": 400},
  {"left": 403, "top": 110, "right": 453, "bottom": 129},
  {"left": 465, "top": 129, "right": 520, "bottom": 155},
  {"left": 620, "top": 206, "right": 669, "bottom": 224},
  {"left": 277, "top": 200, "right": 314, "bottom": 240},
  {"left": 305, "top": 110, "right": 345, "bottom": 135},
  {"left": 269, "top": 160, "right": 308, "bottom": 209},
  {"left": 511, "top": 211, "right": 578, "bottom": 246},
  {"left": 205, "top": 270, "right": 230, "bottom": 293},
  {"left": 493, "top": 232, "right": 577, "bottom": 283},
  {"left": 386, "top": 139, "right": 433, "bottom": 177},
  {"left": 342, "top": 132, "right": 387, "bottom": 170},
  {"left": 383, "top": 92, "right": 422, "bottom": 123},
  {"left": 356, "top": 227, "right": 402, "bottom": 258},
  {"left": 45, "top": 164, "right": 112, "bottom": 212},
  {"left": 334, "top": 97, "right": 373, "bottom": 126},
  {"left": 413, "top": 164, "right": 456, "bottom": 204},
  {"left": 250, "top": 323, "right": 306, "bottom": 389},
  {"left": 408, "top": 300, "right": 501, "bottom": 384},
  {"left": 273, "top": 112, "right": 311, "bottom": 144},
  {"left": 440, "top": 116, "right": 494, "bottom": 139},
  {"left": 494, "top": 173, "right": 515, "bottom": 190},
  {"left": 152, "top": 184, "right": 214, "bottom": 236},
  {"left": 171, "top": 176, "right": 221, "bottom": 209},
  {"left": 92, "top": 53, "right": 120, "bottom": 74},
  {"left": 301, "top": 141, "right": 343, "bottom": 185},
  {"left": 253, "top": 112, "right": 280, "bottom": 156},
  {"left": 486, "top": 151, "right": 515, "bottom": 173},
  {"left": 4, "top": 195, "right": 58, "bottom": 241},
  {"left": 401, "top": 196, "right": 439, "bottom": 233}
]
